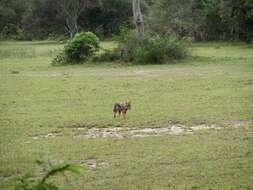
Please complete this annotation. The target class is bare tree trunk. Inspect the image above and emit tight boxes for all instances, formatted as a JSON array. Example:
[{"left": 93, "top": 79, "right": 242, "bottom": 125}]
[
  {"left": 66, "top": 16, "right": 79, "bottom": 38},
  {"left": 57, "top": 0, "right": 93, "bottom": 38},
  {"left": 132, "top": 0, "right": 144, "bottom": 38}
]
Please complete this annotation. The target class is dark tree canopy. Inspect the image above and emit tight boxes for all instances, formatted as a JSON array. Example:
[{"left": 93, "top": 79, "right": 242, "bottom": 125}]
[
  {"left": 0, "top": 0, "right": 252, "bottom": 42},
  {"left": 147, "top": 0, "right": 253, "bottom": 42}
]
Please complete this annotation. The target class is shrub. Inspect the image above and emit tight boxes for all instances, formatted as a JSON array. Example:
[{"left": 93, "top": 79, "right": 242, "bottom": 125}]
[
  {"left": 64, "top": 32, "right": 99, "bottom": 62},
  {"left": 93, "top": 50, "right": 121, "bottom": 62},
  {"left": 96, "top": 30, "right": 188, "bottom": 64},
  {"left": 0, "top": 24, "right": 29, "bottom": 40},
  {"left": 119, "top": 33, "right": 189, "bottom": 64},
  {"left": 51, "top": 52, "right": 68, "bottom": 66},
  {"left": 52, "top": 32, "right": 100, "bottom": 65}
]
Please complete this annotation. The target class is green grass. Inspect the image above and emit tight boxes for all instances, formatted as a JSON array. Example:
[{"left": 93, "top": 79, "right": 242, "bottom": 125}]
[{"left": 0, "top": 41, "right": 253, "bottom": 190}]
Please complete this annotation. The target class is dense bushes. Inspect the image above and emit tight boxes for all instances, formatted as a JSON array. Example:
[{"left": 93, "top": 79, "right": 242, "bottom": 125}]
[
  {"left": 0, "top": 24, "right": 29, "bottom": 40},
  {"left": 64, "top": 32, "right": 99, "bottom": 61},
  {"left": 97, "top": 32, "right": 188, "bottom": 64},
  {"left": 52, "top": 31, "right": 188, "bottom": 65},
  {"left": 147, "top": 0, "right": 253, "bottom": 42},
  {"left": 52, "top": 32, "right": 99, "bottom": 65},
  {"left": 121, "top": 33, "right": 188, "bottom": 63},
  {"left": 51, "top": 30, "right": 188, "bottom": 65}
]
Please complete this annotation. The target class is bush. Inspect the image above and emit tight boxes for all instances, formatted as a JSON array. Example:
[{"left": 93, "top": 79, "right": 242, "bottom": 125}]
[
  {"left": 51, "top": 52, "right": 68, "bottom": 66},
  {"left": 0, "top": 24, "right": 29, "bottom": 40},
  {"left": 96, "top": 32, "right": 188, "bottom": 64},
  {"left": 122, "top": 33, "right": 188, "bottom": 64},
  {"left": 65, "top": 32, "right": 99, "bottom": 61},
  {"left": 52, "top": 32, "right": 100, "bottom": 65},
  {"left": 93, "top": 50, "right": 121, "bottom": 62}
]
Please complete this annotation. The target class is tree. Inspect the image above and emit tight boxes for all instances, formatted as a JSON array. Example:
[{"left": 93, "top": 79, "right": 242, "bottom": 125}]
[
  {"left": 79, "top": 0, "right": 133, "bottom": 37},
  {"left": 0, "top": 0, "right": 28, "bottom": 37},
  {"left": 56, "top": 0, "right": 99, "bottom": 38},
  {"left": 147, "top": 0, "right": 253, "bottom": 42},
  {"left": 220, "top": 0, "right": 253, "bottom": 42},
  {"left": 132, "top": 0, "right": 144, "bottom": 38},
  {"left": 22, "top": 0, "right": 64, "bottom": 39}
]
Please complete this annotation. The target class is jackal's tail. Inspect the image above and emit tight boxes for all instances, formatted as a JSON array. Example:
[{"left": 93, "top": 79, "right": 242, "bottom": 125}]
[{"left": 113, "top": 103, "right": 117, "bottom": 112}]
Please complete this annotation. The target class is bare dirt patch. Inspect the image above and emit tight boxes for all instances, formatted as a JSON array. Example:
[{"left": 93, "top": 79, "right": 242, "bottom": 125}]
[
  {"left": 31, "top": 121, "right": 253, "bottom": 140},
  {"left": 77, "top": 124, "right": 223, "bottom": 139},
  {"left": 2, "top": 68, "right": 198, "bottom": 78},
  {"left": 84, "top": 127, "right": 126, "bottom": 139},
  {"left": 32, "top": 131, "right": 62, "bottom": 140},
  {"left": 79, "top": 159, "right": 109, "bottom": 170},
  {"left": 72, "top": 120, "right": 252, "bottom": 139},
  {"left": 225, "top": 120, "right": 253, "bottom": 128}
]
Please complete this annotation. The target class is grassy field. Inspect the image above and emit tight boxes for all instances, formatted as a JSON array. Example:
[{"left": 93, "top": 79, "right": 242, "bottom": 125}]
[{"left": 0, "top": 41, "right": 253, "bottom": 190}]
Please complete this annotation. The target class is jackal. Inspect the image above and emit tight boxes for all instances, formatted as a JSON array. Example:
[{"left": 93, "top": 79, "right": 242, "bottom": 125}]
[{"left": 113, "top": 101, "right": 131, "bottom": 118}]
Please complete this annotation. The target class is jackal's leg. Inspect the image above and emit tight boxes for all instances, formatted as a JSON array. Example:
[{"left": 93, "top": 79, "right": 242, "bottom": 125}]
[
  {"left": 113, "top": 111, "right": 117, "bottom": 118},
  {"left": 118, "top": 111, "right": 121, "bottom": 117},
  {"left": 122, "top": 111, "right": 127, "bottom": 119}
]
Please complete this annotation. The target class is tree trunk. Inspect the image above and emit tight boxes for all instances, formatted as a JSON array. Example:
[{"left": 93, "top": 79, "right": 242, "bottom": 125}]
[
  {"left": 66, "top": 17, "right": 78, "bottom": 38},
  {"left": 132, "top": 0, "right": 144, "bottom": 38},
  {"left": 57, "top": 0, "right": 89, "bottom": 38}
]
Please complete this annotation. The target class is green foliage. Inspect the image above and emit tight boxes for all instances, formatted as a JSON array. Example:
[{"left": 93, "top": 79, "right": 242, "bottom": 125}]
[
  {"left": 93, "top": 50, "right": 121, "bottom": 62},
  {"left": 52, "top": 32, "right": 100, "bottom": 65},
  {"left": 0, "top": 0, "right": 252, "bottom": 42},
  {"left": 65, "top": 32, "right": 99, "bottom": 62},
  {"left": 118, "top": 24, "right": 132, "bottom": 42},
  {"left": 0, "top": 24, "right": 29, "bottom": 40},
  {"left": 148, "top": 0, "right": 253, "bottom": 42},
  {"left": 0, "top": 0, "right": 28, "bottom": 34},
  {"left": 80, "top": 0, "right": 134, "bottom": 38},
  {"left": 99, "top": 32, "right": 188, "bottom": 64},
  {"left": 0, "top": 0, "right": 134, "bottom": 39},
  {"left": 51, "top": 52, "right": 68, "bottom": 66},
  {"left": 134, "top": 36, "right": 188, "bottom": 63},
  {"left": 15, "top": 160, "right": 83, "bottom": 190}
]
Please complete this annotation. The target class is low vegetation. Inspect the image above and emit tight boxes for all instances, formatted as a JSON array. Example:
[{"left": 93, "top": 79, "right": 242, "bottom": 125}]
[
  {"left": 120, "top": 34, "right": 188, "bottom": 63},
  {"left": 96, "top": 33, "right": 189, "bottom": 64}
]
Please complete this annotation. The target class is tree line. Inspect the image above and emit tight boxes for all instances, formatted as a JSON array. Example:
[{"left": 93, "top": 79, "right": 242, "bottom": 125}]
[{"left": 0, "top": 0, "right": 252, "bottom": 42}]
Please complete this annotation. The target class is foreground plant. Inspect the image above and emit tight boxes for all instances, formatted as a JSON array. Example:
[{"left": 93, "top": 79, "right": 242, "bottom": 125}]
[{"left": 15, "top": 160, "right": 83, "bottom": 190}]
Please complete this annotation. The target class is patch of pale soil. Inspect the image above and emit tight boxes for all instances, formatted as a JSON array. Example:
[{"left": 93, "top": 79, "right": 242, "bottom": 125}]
[
  {"left": 32, "top": 131, "right": 62, "bottom": 140},
  {"left": 31, "top": 121, "right": 252, "bottom": 140},
  {"left": 132, "top": 69, "right": 170, "bottom": 77},
  {"left": 225, "top": 120, "right": 253, "bottom": 128},
  {"left": 82, "top": 127, "right": 130, "bottom": 139},
  {"left": 14, "top": 70, "right": 161, "bottom": 78},
  {"left": 80, "top": 159, "right": 109, "bottom": 170},
  {"left": 169, "top": 125, "right": 186, "bottom": 134},
  {"left": 82, "top": 124, "right": 222, "bottom": 139},
  {"left": 21, "top": 71, "right": 72, "bottom": 77},
  {"left": 189, "top": 124, "right": 223, "bottom": 131},
  {"left": 2, "top": 68, "right": 196, "bottom": 78}
]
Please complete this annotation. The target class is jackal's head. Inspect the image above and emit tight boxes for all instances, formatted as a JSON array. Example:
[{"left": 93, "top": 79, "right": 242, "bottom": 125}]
[{"left": 126, "top": 101, "right": 131, "bottom": 110}]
